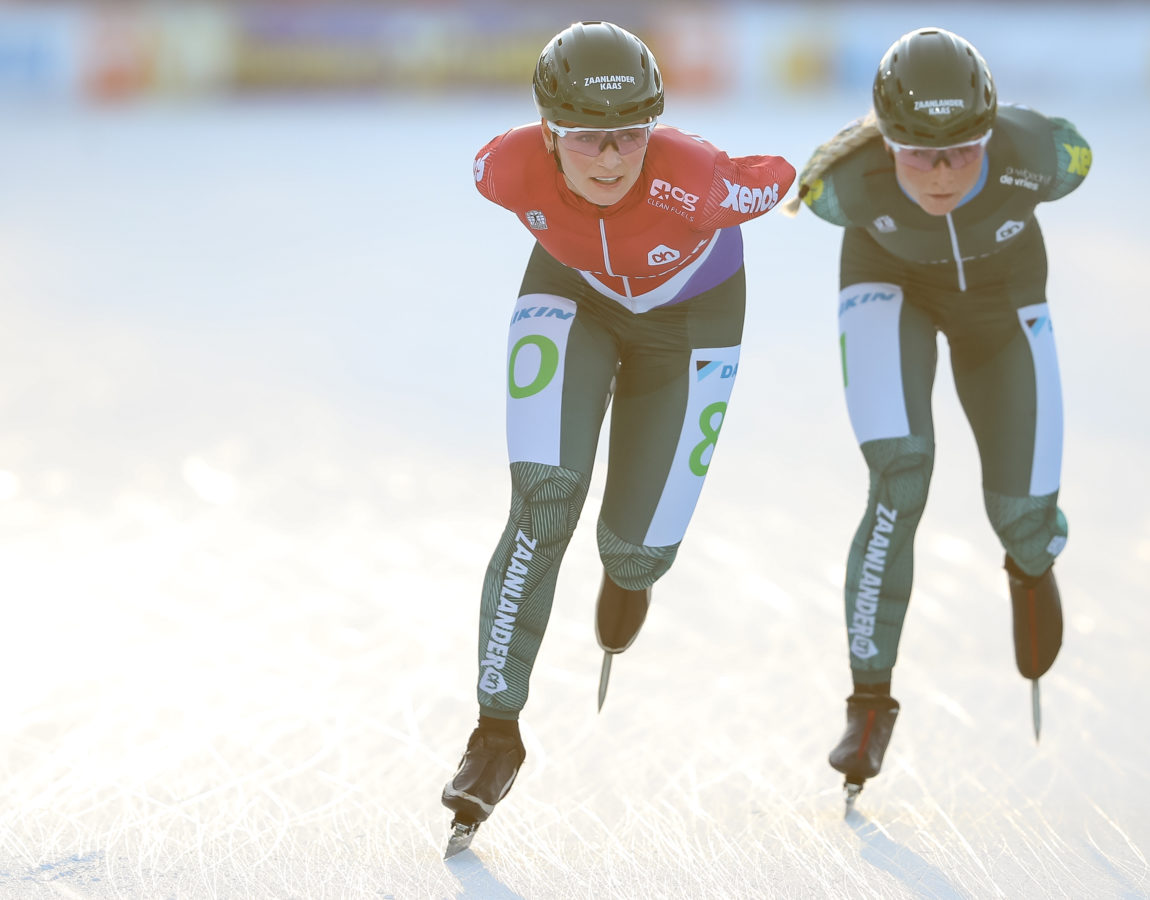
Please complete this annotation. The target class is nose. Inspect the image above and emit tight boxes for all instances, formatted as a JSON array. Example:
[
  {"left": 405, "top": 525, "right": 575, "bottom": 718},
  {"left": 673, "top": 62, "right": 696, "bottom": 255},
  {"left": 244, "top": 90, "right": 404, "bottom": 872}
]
[
  {"left": 931, "top": 155, "right": 959, "bottom": 176},
  {"left": 596, "top": 140, "right": 623, "bottom": 163}
]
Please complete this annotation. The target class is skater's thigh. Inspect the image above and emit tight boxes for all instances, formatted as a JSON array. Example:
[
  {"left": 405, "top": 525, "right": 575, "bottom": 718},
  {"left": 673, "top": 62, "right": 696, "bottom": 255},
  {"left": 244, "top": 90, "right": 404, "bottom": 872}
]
[
  {"left": 600, "top": 272, "right": 745, "bottom": 547},
  {"left": 505, "top": 290, "right": 618, "bottom": 477},
  {"left": 951, "top": 300, "right": 1063, "bottom": 497},
  {"left": 838, "top": 281, "right": 939, "bottom": 447},
  {"left": 838, "top": 229, "right": 940, "bottom": 447}
]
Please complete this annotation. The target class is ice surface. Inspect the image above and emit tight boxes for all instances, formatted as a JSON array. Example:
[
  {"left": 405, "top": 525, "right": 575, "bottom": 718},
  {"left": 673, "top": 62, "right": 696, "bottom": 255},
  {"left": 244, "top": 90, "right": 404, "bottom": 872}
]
[{"left": 0, "top": 90, "right": 1146, "bottom": 898}]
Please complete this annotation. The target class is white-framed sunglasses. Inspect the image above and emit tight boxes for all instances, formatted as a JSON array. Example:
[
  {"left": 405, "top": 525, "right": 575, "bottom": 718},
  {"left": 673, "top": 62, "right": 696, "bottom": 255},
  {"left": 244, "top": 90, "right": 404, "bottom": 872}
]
[
  {"left": 885, "top": 130, "right": 992, "bottom": 171},
  {"left": 546, "top": 120, "right": 657, "bottom": 157}
]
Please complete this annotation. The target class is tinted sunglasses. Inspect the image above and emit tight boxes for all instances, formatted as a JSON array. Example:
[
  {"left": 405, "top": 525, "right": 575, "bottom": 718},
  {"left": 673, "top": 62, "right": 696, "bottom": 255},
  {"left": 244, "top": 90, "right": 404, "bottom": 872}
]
[
  {"left": 886, "top": 130, "right": 992, "bottom": 171},
  {"left": 546, "top": 120, "right": 656, "bottom": 157}
]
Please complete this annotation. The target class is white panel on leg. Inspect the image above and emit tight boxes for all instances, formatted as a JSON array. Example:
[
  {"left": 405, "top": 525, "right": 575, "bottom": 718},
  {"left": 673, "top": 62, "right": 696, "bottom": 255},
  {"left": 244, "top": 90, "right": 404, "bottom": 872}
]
[
  {"left": 838, "top": 282, "right": 911, "bottom": 444},
  {"left": 644, "top": 345, "right": 741, "bottom": 547},
  {"left": 505, "top": 293, "right": 577, "bottom": 466},
  {"left": 1017, "top": 302, "right": 1063, "bottom": 496}
]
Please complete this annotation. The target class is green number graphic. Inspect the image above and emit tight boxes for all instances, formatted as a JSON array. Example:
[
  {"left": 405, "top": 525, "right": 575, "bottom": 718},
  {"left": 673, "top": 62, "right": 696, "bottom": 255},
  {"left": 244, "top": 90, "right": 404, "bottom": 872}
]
[
  {"left": 689, "top": 401, "right": 727, "bottom": 476},
  {"left": 508, "top": 335, "right": 559, "bottom": 399}
]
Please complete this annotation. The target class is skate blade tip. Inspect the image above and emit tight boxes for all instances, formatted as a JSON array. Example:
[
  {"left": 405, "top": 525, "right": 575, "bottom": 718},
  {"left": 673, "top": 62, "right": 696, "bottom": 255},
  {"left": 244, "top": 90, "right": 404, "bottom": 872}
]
[
  {"left": 597, "top": 651, "right": 612, "bottom": 712},
  {"left": 444, "top": 840, "right": 472, "bottom": 859},
  {"left": 1031, "top": 679, "right": 1042, "bottom": 743},
  {"left": 444, "top": 827, "right": 478, "bottom": 859}
]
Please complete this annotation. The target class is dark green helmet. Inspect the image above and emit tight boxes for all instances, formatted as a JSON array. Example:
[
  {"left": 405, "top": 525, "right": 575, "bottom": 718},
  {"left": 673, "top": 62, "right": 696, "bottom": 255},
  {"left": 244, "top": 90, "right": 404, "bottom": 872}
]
[
  {"left": 872, "top": 27, "right": 996, "bottom": 146},
  {"left": 532, "top": 21, "right": 664, "bottom": 127}
]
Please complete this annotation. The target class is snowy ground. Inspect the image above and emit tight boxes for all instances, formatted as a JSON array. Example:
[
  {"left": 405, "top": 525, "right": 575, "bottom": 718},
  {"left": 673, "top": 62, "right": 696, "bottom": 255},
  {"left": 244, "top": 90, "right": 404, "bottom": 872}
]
[{"left": 0, "top": 90, "right": 1147, "bottom": 898}]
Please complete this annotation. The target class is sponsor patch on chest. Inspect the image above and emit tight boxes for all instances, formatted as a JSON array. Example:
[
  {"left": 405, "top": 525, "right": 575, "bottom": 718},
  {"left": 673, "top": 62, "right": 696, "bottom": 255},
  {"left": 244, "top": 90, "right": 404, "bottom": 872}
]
[
  {"left": 647, "top": 244, "right": 680, "bottom": 266},
  {"left": 999, "top": 166, "right": 1051, "bottom": 192},
  {"left": 996, "top": 219, "right": 1025, "bottom": 242}
]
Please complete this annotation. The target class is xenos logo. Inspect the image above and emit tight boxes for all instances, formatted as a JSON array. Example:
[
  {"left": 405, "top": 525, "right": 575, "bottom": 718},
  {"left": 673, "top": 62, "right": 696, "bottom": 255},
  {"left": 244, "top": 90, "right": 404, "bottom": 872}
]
[
  {"left": 649, "top": 179, "right": 699, "bottom": 211},
  {"left": 648, "top": 245, "right": 681, "bottom": 266},
  {"left": 720, "top": 179, "right": 779, "bottom": 214}
]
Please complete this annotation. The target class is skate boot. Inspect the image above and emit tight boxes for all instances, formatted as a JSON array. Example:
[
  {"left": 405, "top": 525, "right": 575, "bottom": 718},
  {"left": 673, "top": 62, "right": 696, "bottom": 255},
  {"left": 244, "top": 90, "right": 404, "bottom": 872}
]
[
  {"left": 1005, "top": 555, "right": 1063, "bottom": 740},
  {"left": 441, "top": 719, "right": 526, "bottom": 857},
  {"left": 828, "top": 691, "right": 900, "bottom": 810},
  {"left": 594, "top": 571, "right": 651, "bottom": 711}
]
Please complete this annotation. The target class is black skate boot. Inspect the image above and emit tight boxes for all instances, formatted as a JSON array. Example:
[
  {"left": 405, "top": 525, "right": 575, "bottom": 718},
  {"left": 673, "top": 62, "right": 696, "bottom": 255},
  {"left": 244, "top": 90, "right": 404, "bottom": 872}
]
[
  {"left": 594, "top": 571, "right": 651, "bottom": 711},
  {"left": 1005, "top": 555, "right": 1063, "bottom": 740},
  {"left": 829, "top": 691, "right": 900, "bottom": 810},
  {"left": 441, "top": 718, "right": 526, "bottom": 857}
]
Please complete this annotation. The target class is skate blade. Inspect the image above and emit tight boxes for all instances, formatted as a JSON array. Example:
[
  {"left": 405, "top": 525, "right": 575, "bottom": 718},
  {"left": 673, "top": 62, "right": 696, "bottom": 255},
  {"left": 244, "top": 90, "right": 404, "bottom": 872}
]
[
  {"left": 597, "top": 652, "right": 612, "bottom": 712},
  {"left": 1031, "top": 679, "right": 1042, "bottom": 743},
  {"left": 843, "top": 781, "right": 864, "bottom": 815},
  {"left": 444, "top": 820, "right": 479, "bottom": 859}
]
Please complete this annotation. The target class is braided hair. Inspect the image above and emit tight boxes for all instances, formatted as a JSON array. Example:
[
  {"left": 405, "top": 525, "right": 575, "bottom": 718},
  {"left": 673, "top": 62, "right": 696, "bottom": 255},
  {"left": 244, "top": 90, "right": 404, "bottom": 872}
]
[{"left": 780, "top": 110, "right": 879, "bottom": 217}]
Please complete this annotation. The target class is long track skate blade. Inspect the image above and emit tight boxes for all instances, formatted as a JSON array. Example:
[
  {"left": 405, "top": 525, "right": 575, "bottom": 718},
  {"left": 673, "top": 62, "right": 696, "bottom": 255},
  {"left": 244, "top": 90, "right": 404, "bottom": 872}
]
[
  {"left": 843, "top": 781, "right": 864, "bottom": 815},
  {"left": 1031, "top": 679, "right": 1042, "bottom": 743},
  {"left": 597, "top": 652, "right": 612, "bottom": 712},
  {"left": 444, "top": 820, "right": 479, "bottom": 859}
]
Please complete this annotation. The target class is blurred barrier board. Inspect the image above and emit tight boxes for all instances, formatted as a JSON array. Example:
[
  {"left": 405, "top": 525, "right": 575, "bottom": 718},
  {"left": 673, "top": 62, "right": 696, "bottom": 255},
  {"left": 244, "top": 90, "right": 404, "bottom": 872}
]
[{"left": 0, "top": 2, "right": 1147, "bottom": 103}]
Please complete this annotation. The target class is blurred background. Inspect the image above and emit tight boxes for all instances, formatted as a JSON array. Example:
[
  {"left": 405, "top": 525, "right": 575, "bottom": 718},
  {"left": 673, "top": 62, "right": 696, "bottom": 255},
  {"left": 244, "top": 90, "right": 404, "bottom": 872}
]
[{"left": 0, "top": 1, "right": 1147, "bottom": 107}]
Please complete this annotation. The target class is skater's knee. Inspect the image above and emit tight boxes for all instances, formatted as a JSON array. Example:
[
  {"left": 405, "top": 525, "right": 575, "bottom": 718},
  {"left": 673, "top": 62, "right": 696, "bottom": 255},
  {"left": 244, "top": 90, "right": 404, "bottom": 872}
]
[
  {"left": 985, "top": 489, "right": 1067, "bottom": 575},
  {"left": 597, "top": 519, "right": 678, "bottom": 590},
  {"left": 861, "top": 435, "right": 934, "bottom": 517},
  {"left": 508, "top": 461, "right": 590, "bottom": 546}
]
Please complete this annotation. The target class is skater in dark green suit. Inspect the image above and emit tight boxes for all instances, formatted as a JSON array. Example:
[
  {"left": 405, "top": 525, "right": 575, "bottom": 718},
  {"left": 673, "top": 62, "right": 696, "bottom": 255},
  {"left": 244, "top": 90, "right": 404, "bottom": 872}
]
[{"left": 787, "top": 26, "right": 1090, "bottom": 804}]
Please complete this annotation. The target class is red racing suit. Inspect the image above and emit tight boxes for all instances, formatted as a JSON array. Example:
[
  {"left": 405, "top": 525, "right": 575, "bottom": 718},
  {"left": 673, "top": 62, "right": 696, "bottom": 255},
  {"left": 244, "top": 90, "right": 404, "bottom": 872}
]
[
  {"left": 467, "top": 122, "right": 794, "bottom": 718},
  {"left": 473, "top": 123, "right": 795, "bottom": 312}
]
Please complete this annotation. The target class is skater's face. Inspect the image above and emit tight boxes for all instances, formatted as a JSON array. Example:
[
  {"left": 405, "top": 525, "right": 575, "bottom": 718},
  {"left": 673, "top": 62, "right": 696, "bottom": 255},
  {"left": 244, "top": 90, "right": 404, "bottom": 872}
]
[
  {"left": 542, "top": 119, "right": 653, "bottom": 207},
  {"left": 887, "top": 132, "right": 990, "bottom": 216}
]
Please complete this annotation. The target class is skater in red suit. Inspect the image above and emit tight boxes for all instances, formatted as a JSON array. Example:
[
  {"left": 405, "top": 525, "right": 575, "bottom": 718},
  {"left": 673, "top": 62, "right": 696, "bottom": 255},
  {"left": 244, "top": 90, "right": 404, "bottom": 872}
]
[{"left": 441, "top": 20, "right": 794, "bottom": 855}]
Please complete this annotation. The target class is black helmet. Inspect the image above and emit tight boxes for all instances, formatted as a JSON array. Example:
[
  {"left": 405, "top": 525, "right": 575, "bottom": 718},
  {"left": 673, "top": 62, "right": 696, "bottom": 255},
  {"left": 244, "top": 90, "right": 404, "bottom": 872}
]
[
  {"left": 873, "top": 27, "right": 996, "bottom": 146},
  {"left": 532, "top": 21, "right": 664, "bottom": 127}
]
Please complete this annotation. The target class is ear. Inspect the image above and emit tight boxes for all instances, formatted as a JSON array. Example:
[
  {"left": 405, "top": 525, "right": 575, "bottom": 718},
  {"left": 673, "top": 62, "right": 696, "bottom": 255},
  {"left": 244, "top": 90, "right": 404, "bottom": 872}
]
[{"left": 540, "top": 118, "right": 554, "bottom": 152}]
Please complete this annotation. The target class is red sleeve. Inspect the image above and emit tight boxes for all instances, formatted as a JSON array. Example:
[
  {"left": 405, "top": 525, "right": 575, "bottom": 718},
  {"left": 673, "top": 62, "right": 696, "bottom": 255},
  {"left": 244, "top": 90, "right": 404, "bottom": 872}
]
[
  {"left": 695, "top": 151, "right": 797, "bottom": 230},
  {"left": 473, "top": 130, "right": 513, "bottom": 208}
]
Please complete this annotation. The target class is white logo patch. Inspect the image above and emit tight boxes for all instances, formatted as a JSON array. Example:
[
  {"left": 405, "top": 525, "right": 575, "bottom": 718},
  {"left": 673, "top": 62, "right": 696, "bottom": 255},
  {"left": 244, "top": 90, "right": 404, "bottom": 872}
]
[
  {"left": 479, "top": 669, "right": 507, "bottom": 694},
  {"left": 996, "top": 220, "right": 1025, "bottom": 242},
  {"left": 850, "top": 636, "right": 879, "bottom": 659},
  {"left": 872, "top": 215, "right": 897, "bottom": 233},
  {"left": 647, "top": 245, "right": 680, "bottom": 266},
  {"left": 525, "top": 210, "right": 548, "bottom": 230}
]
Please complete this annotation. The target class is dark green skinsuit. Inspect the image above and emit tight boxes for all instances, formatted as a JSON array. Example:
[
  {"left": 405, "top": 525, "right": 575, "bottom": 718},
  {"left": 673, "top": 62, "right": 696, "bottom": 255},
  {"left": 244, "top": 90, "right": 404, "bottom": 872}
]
[{"left": 802, "top": 105, "right": 1090, "bottom": 684}]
